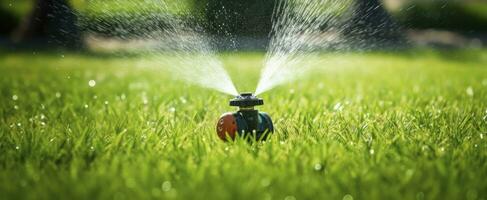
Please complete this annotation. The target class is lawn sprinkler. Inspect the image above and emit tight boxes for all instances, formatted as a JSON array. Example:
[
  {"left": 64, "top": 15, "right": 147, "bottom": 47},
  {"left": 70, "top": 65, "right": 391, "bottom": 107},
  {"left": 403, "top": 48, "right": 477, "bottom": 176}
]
[{"left": 216, "top": 93, "right": 274, "bottom": 141}]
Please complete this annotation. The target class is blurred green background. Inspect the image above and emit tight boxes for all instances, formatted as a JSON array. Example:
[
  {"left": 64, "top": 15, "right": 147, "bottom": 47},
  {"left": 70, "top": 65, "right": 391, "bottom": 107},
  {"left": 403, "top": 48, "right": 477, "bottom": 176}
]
[{"left": 1, "top": 0, "right": 487, "bottom": 37}]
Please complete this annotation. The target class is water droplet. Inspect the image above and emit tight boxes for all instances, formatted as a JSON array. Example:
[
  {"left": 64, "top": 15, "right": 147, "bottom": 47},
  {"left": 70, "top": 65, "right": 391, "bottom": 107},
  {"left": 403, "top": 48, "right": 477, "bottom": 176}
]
[
  {"left": 12, "top": 95, "right": 18, "bottom": 101},
  {"left": 416, "top": 192, "right": 425, "bottom": 200},
  {"left": 162, "top": 181, "right": 172, "bottom": 192},
  {"left": 343, "top": 194, "right": 353, "bottom": 200},
  {"left": 17, "top": 123, "right": 21, "bottom": 127},
  {"left": 15, "top": 146, "right": 20, "bottom": 150},
  {"left": 260, "top": 178, "right": 271, "bottom": 187},
  {"left": 84, "top": 104, "right": 89, "bottom": 109},
  {"left": 55, "top": 92, "right": 61, "bottom": 98},
  {"left": 480, "top": 133, "right": 484, "bottom": 139},
  {"left": 413, "top": 85, "right": 420, "bottom": 93},
  {"left": 104, "top": 101, "right": 109, "bottom": 105},
  {"left": 314, "top": 163, "right": 323, "bottom": 171},
  {"left": 179, "top": 97, "right": 187, "bottom": 104},
  {"left": 49, "top": 138, "right": 54, "bottom": 142},
  {"left": 90, "top": 146, "right": 94, "bottom": 150},
  {"left": 169, "top": 107, "right": 176, "bottom": 113},
  {"left": 333, "top": 102, "right": 343, "bottom": 111},
  {"left": 466, "top": 87, "right": 474, "bottom": 96},
  {"left": 40, "top": 122, "right": 46, "bottom": 126},
  {"left": 369, "top": 149, "right": 375, "bottom": 155},
  {"left": 406, "top": 169, "right": 414, "bottom": 178},
  {"left": 121, "top": 94, "right": 126, "bottom": 100},
  {"left": 88, "top": 80, "right": 96, "bottom": 87},
  {"left": 14, "top": 105, "right": 19, "bottom": 110},
  {"left": 284, "top": 195, "right": 296, "bottom": 200}
]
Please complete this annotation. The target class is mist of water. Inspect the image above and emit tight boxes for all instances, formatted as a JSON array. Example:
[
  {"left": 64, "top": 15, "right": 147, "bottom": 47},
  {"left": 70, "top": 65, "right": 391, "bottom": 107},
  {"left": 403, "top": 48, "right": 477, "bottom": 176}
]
[
  {"left": 83, "top": 1, "right": 238, "bottom": 96},
  {"left": 144, "top": 19, "right": 239, "bottom": 96},
  {"left": 255, "top": 0, "right": 354, "bottom": 95}
]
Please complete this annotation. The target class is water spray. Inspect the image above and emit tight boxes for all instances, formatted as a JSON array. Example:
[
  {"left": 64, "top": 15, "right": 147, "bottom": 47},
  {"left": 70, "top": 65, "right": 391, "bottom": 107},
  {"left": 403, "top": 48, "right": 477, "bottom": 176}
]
[
  {"left": 216, "top": 93, "right": 274, "bottom": 141},
  {"left": 255, "top": 0, "right": 353, "bottom": 95}
]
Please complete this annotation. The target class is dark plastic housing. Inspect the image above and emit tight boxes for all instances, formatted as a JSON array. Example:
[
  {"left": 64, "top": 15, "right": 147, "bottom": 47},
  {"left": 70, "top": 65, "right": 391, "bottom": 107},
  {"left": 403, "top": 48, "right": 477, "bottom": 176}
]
[{"left": 229, "top": 93, "right": 264, "bottom": 107}]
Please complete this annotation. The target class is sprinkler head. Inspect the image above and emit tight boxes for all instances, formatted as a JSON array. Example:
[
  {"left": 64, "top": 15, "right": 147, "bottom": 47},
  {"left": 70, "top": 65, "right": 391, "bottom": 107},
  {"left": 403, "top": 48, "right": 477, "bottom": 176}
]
[
  {"left": 229, "top": 92, "right": 264, "bottom": 108},
  {"left": 217, "top": 92, "right": 274, "bottom": 141}
]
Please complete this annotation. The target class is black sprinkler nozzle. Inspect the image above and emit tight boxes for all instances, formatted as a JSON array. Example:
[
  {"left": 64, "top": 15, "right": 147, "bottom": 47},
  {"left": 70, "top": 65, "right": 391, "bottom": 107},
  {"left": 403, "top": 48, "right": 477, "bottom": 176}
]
[{"left": 229, "top": 92, "right": 264, "bottom": 108}]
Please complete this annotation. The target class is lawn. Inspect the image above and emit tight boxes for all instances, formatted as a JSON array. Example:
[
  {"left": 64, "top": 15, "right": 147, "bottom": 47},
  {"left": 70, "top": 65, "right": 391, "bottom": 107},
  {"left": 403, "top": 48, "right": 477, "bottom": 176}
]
[{"left": 0, "top": 49, "right": 487, "bottom": 200}]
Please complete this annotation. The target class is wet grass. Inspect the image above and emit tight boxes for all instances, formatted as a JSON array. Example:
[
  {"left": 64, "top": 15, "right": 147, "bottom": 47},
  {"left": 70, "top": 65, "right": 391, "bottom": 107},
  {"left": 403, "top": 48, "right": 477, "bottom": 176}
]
[{"left": 1, "top": 49, "right": 487, "bottom": 200}]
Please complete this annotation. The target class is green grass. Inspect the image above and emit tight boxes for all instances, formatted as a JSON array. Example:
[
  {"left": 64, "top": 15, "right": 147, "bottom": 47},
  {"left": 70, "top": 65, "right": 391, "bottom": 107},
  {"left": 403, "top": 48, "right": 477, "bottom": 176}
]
[
  {"left": 0, "top": 0, "right": 195, "bottom": 18},
  {"left": 79, "top": 0, "right": 193, "bottom": 16},
  {"left": 1, "top": 49, "right": 487, "bottom": 200}
]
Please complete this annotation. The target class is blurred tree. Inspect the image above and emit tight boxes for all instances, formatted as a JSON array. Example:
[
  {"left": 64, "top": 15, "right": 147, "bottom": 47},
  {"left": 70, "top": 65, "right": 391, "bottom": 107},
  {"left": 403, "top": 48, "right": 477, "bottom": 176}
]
[
  {"left": 394, "top": 1, "right": 487, "bottom": 31},
  {"left": 0, "top": 6, "right": 19, "bottom": 36},
  {"left": 343, "top": 0, "right": 405, "bottom": 48},
  {"left": 193, "top": 0, "right": 405, "bottom": 47},
  {"left": 13, "top": 0, "right": 83, "bottom": 49},
  {"left": 192, "top": 0, "right": 276, "bottom": 37}
]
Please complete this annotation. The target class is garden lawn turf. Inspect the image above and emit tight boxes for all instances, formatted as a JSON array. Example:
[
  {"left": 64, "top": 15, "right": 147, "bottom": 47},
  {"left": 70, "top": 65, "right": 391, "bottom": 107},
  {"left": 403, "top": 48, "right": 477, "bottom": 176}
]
[{"left": 1, "top": 49, "right": 487, "bottom": 199}]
